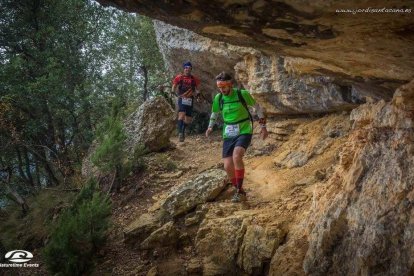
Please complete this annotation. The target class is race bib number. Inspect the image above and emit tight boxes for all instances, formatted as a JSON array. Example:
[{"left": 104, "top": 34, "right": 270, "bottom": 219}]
[
  {"left": 181, "top": 98, "right": 192, "bottom": 106},
  {"left": 225, "top": 124, "right": 240, "bottom": 137}
]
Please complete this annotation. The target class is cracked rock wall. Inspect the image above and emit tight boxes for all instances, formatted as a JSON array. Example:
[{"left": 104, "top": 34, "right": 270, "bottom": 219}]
[
  {"left": 154, "top": 21, "right": 387, "bottom": 115},
  {"left": 98, "top": 0, "right": 414, "bottom": 85},
  {"left": 303, "top": 80, "right": 414, "bottom": 275}
]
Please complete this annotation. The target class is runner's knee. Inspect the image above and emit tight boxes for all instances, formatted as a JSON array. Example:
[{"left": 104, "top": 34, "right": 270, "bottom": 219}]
[
  {"left": 223, "top": 158, "right": 234, "bottom": 172},
  {"left": 233, "top": 147, "right": 245, "bottom": 161},
  {"left": 178, "top": 112, "right": 185, "bottom": 120}
]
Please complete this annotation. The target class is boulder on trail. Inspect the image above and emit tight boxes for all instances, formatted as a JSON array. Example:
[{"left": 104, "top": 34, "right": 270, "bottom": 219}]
[
  {"left": 194, "top": 203, "right": 287, "bottom": 275},
  {"left": 82, "top": 96, "right": 175, "bottom": 178},
  {"left": 123, "top": 213, "right": 161, "bottom": 247},
  {"left": 195, "top": 207, "right": 248, "bottom": 275},
  {"left": 237, "top": 224, "right": 286, "bottom": 274},
  {"left": 123, "top": 96, "right": 175, "bottom": 152},
  {"left": 161, "top": 169, "right": 228, "bottom": 217},
  {"left": 140, "top": 221, "right": 180, "bottom": 249}
]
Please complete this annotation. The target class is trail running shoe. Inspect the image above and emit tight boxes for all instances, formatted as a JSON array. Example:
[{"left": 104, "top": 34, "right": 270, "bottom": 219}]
[
  {"left": 232, "top": 192, "right": 241, "bottom": 202},
  {"left": 179, "top": 133, "right": 185, "bottom": 142},
  {"left": 232, "top": 189, "right": 247, "bottom": 203}
]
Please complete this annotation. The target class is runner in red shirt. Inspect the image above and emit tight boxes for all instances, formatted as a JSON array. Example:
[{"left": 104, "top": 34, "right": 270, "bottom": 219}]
[{"left": 171, "top": 61, "right": 201, "bottom": 142}]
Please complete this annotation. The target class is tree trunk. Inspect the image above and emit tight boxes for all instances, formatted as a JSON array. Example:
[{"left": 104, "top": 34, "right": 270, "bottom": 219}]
[
  {"left": 6, "top": 187, "right": 29, "bottom": 214},
  {"left": 15, "top": 147, "right": 30, "bottom": 185},
  {"left": 141, "top": 65, "right": 149, "bottom": 101},
  {"left": 24, "top": 145, "right": 60, "bottom": 186},
  {"left": 42, "top": 153, "right": 60, "bottom": 186},
  {"left": 24, "top": 149, "right": 35, "bottom": 187},
  {"left": 2, "top": 168, "right": 29, "bottom": 214},
  {"left": 35, "top": 159, "right": 41, "bottom": 189}
]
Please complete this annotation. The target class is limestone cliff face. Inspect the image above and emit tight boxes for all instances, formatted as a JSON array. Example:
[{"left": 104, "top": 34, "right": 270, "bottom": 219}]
[
  {"left": 153, "top": 20, "right": 258, "bottom": 112},
  {"left": 154, "top": 22, "right": 386, "bottom": 115},
  {"left": 303, "top": 80, "right": 414, "bottom": 275},
  {"left": 236, "top": 54, "right": 375, "bottom": 115},
  {"left": 98, "top": 0, "right": 414, "bottom": 86}
]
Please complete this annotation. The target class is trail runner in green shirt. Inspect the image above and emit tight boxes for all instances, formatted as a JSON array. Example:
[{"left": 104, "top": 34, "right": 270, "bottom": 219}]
[{"left": 205, "top": 72, "right": 268, "bottom": 202}]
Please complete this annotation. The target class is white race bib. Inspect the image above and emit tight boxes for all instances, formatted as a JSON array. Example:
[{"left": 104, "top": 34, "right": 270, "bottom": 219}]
[
  {"left": 225, "top": 124, "right": 240, "bottom": 137},
  {"left": 181, "top": 98, "right": 192, "bottom": 106}
]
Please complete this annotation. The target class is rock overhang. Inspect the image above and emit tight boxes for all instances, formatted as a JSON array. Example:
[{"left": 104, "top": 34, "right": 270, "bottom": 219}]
[{"left": 97, "top": 0, "right": 414, "bottom": 84}]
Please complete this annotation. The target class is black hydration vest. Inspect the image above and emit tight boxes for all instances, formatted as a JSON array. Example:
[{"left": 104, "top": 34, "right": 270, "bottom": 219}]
[{"left": 178, "top": 74, "right": 196, "bottom": 96}]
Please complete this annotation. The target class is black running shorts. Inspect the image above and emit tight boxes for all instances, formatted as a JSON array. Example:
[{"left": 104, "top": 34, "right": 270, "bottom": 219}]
[
  {"left": 222, "top": 134, "right": 252, "bottom": 158},
  {"left": 178, "top": 97, "right": 193, "bottom": 117}
]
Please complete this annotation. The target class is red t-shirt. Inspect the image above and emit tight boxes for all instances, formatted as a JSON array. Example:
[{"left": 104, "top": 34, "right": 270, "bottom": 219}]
[{"left": 173, "top": 74, "right": 200, "bottom": 96}]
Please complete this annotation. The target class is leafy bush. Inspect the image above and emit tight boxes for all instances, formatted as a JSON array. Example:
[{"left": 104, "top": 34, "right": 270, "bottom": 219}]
[
  {"left": 123, "top": 144, "right": 148, "bottom": 176},
  {"left": 155, "top": 154, "right": 177, "bottom": 172},
  {"left": 0, "top": 190, "right": 74, "bottom": 252},
  {"left": 91, "top": 101, "right": 126, "bottom": 174},
  {"left": 92, "top": 100, "right": 147, "bottom": 185},
  {"left": 43, "top": 179, "right": 111, "bottom": 275}
]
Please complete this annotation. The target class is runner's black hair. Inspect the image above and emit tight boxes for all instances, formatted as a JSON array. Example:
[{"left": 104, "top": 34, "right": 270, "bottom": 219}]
[{"left": 215, "top": 72, "right": 232, "bottom": 81}]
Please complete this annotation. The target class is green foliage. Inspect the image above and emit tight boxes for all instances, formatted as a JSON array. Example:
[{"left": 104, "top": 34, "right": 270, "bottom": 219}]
[
  {"left": 43, "top": 179, "right": 111, "bottom": 275},
  {"left": 124, "top": 144, "right": 148, "bottom": 175},
  {"left": 91, "top": 101, "right": 126, "bottom": 174},
  {"left": 164, "top": 160, "right": 178, "bottom": 172},
  {"left": 71, "top": 178, "right": 98, "bottom": 210},
  {"left": 0, "top": 0, "right": 113, "bottom": 191},
  {"left": 91, "top": 100, "right": 147, "bottom": 184},
  {"left": 155, "top": 154, "right": 177, "bottom": 172},
  {"left": 0, "top": 1, "right": 168, "bottom": 271},
  {"left": 97, "top": 14, "right": 170, "bottom": 103},
  {"left": 0, "top": 0, "right": 169, "bottom": 204},
  {"left": 0, "top": 189, "right": 74, "bottom": 251}
]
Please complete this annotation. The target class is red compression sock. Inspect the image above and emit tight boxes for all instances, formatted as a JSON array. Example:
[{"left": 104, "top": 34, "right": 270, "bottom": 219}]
[{"left": 235, "top": 169, "right": 245, "bottom": 191}]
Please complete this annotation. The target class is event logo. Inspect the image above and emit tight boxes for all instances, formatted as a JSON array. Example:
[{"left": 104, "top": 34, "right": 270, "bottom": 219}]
[
  {"left": 5, "top": 250, "right": 33, "bottom": 263},
  {"left": 0, "top": 250, "right": 39, "bottom": 268}
]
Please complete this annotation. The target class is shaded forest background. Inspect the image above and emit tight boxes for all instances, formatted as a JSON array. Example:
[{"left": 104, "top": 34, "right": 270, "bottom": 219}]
[
  {"left": 0, "top": 0, "right": 170, "bottom": 208},
  {"left": 0, "top": 1, "right": 174, "bottom": 273}
]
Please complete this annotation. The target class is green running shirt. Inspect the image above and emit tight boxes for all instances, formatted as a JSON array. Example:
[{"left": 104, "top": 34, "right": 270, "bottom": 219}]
[{"left": 212, "top": 88, "right": 256, "bottom": 139}]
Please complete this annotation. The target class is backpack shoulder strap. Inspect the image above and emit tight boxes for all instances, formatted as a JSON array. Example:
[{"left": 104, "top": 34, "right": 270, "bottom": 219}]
[
  {"left": 237, "top": 89, "right": 253, "bottom": 124},
  {"left": 219, "top": 89, "right": 249, "bottom": 111},
  {"left": 237, "top": 89, "right": 248, "bottom": 109},
  {"left": 219, "top": 93, "right": 224, "bottom": 111}
]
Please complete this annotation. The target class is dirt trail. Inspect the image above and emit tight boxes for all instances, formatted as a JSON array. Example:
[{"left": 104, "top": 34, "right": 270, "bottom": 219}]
[
  {"left": 93, "top": 113, "right": 350, "bottom": 275},
  {"left": 175, "top": 132, "right": 294, "bottom": 206},
  {"left": 245, "top": 155, "right": 286, "bottom": 202}
]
